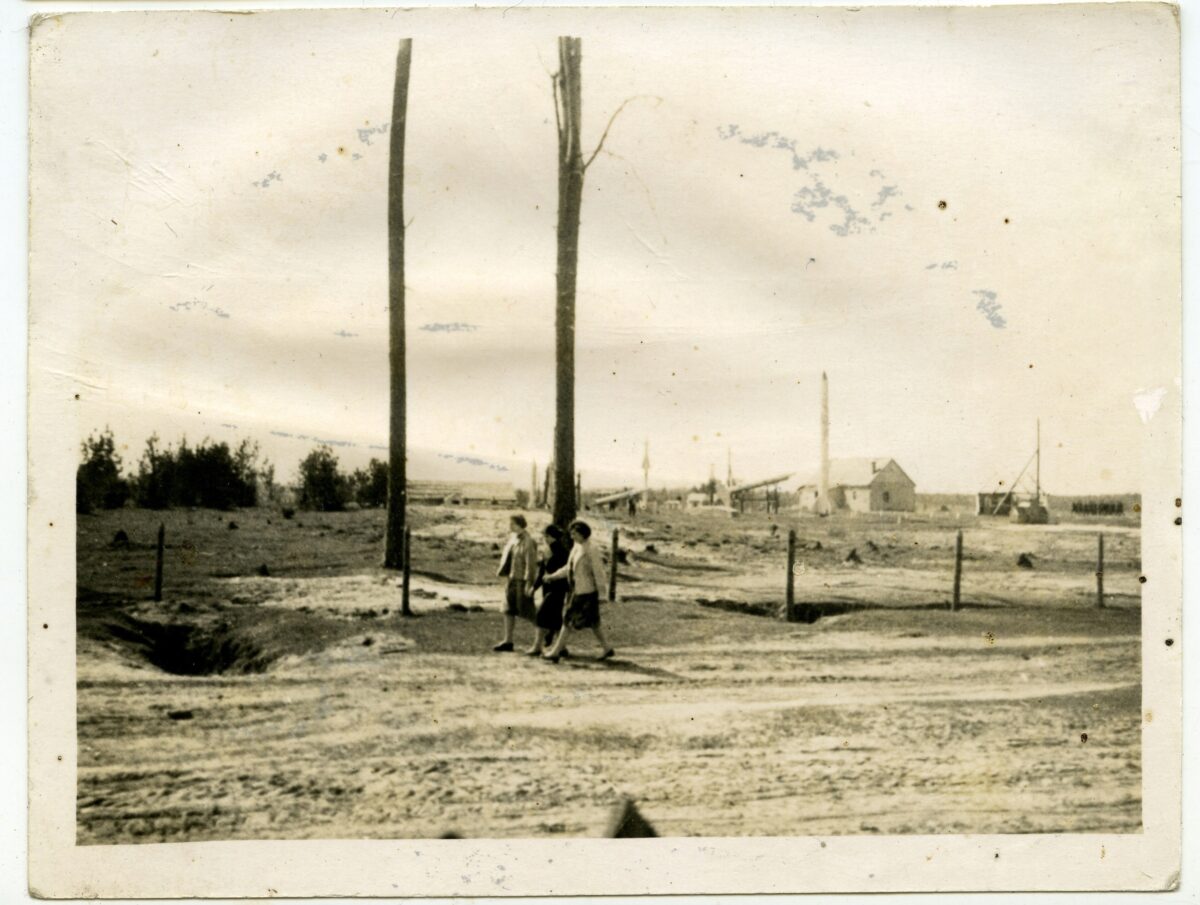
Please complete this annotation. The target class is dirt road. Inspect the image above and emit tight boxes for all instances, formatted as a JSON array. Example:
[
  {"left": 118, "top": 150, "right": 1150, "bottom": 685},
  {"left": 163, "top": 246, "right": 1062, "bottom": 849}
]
[{"left": 75, "top": 506, "right": 1142, "bottom": 842}]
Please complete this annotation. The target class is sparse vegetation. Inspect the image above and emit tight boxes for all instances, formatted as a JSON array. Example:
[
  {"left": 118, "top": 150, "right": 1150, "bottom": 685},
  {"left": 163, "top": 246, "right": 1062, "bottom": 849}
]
[
  {"left": 133, "top": 434, "right": 264, "bottom": 510},
  {"left": 77, "top": 429, "right": 270, "bottom": 513},
  {"left": 76, "top": 428, "right": 131, "bottom": 514},
  {"left": 349, "top": 458, "right": 388, "bottom": 509},
  {"left": 297, "top": 444, "right": 351, "bottom": 512}
]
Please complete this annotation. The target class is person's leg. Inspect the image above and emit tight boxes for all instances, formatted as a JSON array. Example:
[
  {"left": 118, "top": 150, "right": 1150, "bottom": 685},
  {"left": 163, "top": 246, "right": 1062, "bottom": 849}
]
[
  {"left": 525, "top": 628, "right": 547, "bottom": 655},
  {"left": 492, "top": 614, "right": 516, "bottom": 651},
  {"left": 545, "top": 625, "right": 572, "bottom": 658},
  {"left": 592, "top": 625, "right": 613, "bottom": 657},
  {"left": 494, "top": 585, "right": 517, "bottom": 651},
  {"left": 547, "top": 597, "right": 565, "bottom": 654}
]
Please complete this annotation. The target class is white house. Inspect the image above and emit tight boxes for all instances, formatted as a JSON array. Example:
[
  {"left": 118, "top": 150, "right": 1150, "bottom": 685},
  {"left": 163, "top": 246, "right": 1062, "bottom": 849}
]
[{"left": 796, "top": 458, "right": 916, "bottom": 513}]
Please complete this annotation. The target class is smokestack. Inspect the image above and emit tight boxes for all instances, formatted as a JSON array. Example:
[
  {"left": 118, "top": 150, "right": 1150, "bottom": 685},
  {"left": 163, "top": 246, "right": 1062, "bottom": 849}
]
[
  {"left": 818, "top": 371, "right": 831, "bottom": 516},
  {"left": 642, "top": 440, "right": 650, "bottom": 493},
  {"left": 727, "top": 447, "right": 733, "bottom": 488},
  {"left": 531, "top": 461, "right": 538, "bottom": 506}
]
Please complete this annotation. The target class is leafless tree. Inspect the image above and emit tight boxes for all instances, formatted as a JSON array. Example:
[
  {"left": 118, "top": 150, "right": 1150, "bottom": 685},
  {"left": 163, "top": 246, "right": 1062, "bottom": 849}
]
[{"left": 550, "top": 36, "right": 653, "bottom": 528}]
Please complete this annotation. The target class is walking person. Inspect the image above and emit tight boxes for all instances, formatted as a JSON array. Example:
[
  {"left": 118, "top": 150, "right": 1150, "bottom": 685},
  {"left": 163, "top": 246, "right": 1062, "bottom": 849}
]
[
  {"left": 543, "top": 519, "right": 614, "bottom": 663},
  {"left": 493, "top": 514, "right": 538, "bottom": 652},
  {"left": 525, "top": 524, "right": 571, "bottom": 656}
]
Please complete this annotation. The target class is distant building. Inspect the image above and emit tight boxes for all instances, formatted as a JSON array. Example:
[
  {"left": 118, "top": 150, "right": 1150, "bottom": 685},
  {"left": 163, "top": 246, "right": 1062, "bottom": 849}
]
[
  {"left": 461, "top": 482, "right": 518, "bottom": 506},
  {"left": 976, "top": 491, "right": 1014, "bottom": 516},
  {"left": 408, "top": 480, "right": 517, "bottom": 507},
  {"left": 797, "top": 458, "right": 916, "bottom": 513}
]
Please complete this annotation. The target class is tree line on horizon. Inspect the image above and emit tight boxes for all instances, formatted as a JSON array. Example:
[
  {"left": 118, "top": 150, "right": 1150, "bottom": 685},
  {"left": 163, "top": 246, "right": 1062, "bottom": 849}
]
[{"left": 75, "top": 428, "right": 392, "bottom": 515}]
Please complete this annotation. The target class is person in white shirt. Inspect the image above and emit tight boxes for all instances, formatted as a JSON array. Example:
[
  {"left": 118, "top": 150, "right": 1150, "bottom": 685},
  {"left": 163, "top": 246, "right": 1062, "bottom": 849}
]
[
  {"left": 542, "top": 520, "right": 614, "bottom": 663},
  {"left": 493, "top": 514, "right": 538, "bottom": 652}
]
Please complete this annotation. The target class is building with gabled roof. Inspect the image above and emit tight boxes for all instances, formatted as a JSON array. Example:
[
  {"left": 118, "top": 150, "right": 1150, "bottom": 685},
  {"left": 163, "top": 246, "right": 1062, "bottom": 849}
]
[{"left": 796, "top": 457, "right": 916, "bottom": 513}]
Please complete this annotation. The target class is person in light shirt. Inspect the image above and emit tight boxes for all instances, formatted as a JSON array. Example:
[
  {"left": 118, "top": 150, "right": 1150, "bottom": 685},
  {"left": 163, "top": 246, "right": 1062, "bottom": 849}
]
[
  {"left": 542, "top": 519, "right": 614, "bottom": 663},
  {"left": 492, "top": 514, "right": 538, "bottom": 652}
]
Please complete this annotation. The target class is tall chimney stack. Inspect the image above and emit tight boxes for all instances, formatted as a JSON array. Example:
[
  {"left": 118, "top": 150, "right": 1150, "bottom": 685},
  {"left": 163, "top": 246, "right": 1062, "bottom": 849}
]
[
  {"left": 818, "top": 371, "right": 831, "bottom": 516},
  {"left": 642, "top": 439, "right": 650, "bottom": 494}
]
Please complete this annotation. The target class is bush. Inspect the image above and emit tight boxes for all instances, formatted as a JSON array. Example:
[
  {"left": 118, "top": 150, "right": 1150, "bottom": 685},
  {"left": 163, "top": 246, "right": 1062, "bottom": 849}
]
[
  {"left": 133, "top": 434, "right": 262, "bottom": 510},
  {"left": 349, "top": 458, "right": 388, "bottom": 508},
  {"left": 76, "top": 428, "right": 130, "bottom": 514},
  {"left": 298, "top": 445, "right": 350, "bottom": 511}
]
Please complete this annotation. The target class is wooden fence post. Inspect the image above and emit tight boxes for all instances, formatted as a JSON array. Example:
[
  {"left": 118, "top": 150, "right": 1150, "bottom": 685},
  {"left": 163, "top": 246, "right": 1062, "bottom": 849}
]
[
  {"left": 951, "top": 528, "right": 963, "bottom": 611},
  {"left": 608, "top": 528, "right": 619, "bottom": 602},
  {"left": 153, "top": 523, "right": 165, "bottom": 602},
  {"left": 401, "top": 526, "right": 413, "bottom": 616},
  {"left": 786, "top": 528, "right": 797, "bottom": 621},
  {"left": 1096, "top": 533, "right": 1105, "bottom": 609}
]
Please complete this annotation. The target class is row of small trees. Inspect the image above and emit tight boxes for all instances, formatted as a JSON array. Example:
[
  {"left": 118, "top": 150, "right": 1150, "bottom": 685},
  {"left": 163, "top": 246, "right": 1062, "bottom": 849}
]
[
  {"left": 76, "top": 429, "right": 271, "bottom": 514},
  {"left": 76, "top": 428, "right": 389, "bottom": 514}
]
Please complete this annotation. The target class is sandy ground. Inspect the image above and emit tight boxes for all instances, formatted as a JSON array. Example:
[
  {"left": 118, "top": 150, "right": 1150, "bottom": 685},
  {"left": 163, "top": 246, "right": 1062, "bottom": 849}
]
[{"left": 75, "top": 505, "right": 1142, "bottom": 843}]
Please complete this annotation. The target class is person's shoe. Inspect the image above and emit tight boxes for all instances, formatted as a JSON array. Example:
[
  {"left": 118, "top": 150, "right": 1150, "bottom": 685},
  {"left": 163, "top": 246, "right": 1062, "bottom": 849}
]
[
  {"left": 598, "top": 648, "right": 615, "bottom": 661},
  {"left": 542, "top": 651, "right": 562, "bottom": 663},
  {"left": 492, "top": 641, "right": 514, "bottom": 652},
  {"left": 560, "top": 648, "right": 570, "bottom": 660},
  {"left": 523, "top": 648, "right": 542, "bottom": 657}
]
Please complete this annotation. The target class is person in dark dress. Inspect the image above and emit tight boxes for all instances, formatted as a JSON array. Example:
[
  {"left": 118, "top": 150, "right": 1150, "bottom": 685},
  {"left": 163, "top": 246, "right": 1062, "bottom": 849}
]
[{"left": 526, "top": 524, "right": 571, "bottom": 656}]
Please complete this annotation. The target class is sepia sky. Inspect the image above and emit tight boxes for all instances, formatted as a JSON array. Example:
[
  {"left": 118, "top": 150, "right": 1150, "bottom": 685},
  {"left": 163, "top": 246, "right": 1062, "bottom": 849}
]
[{"left": 30, "top": 5, "right": 1180, "bottom": 493}]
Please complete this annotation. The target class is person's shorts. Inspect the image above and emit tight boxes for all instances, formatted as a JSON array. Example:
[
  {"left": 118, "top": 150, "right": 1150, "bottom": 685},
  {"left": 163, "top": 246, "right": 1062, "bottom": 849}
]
[{"left": 504, "top": 581, "right": 536, "bottom": 620}]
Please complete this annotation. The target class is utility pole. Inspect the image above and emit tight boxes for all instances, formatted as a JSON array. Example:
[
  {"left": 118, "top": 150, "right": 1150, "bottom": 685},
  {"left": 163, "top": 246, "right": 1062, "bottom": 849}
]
[
  {"left": 818, "top": 371, "right": 831, "bottom": 516},
  {"left": 1035, "top": 418, "right": 1041, "bottom": 506},
  {"left": 551, "top": 36, "right": 584, "bottom": 529},
  {"left": 642, "top": 439, "right": 650, "bottom": 494},
  {"left": 384, "top": 39, "right": 412, "bottom": 569}
]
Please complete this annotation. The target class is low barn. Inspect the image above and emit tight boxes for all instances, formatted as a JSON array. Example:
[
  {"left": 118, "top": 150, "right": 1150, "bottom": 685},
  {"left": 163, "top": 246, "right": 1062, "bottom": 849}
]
[
  {"left": 408, "top": 480, "right": 517, "bottom": 506},
  {"left": 460, "top": 482, "right": 518, "bottom": 506},
  {"left": 797, "top": 458, "right": 916, "bottom": 513}
]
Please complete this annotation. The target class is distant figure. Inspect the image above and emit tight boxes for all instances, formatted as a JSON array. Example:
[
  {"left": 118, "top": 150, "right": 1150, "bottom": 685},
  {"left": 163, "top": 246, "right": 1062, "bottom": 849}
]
[
  {"left": 542, "top": 520, "right": 614, "bottom": 663},
  {"left": 493, "top": 514, "right": 538, "bottom": 652},
  {"left": 527, "top": 524, "right": 571, "bottom": 656},
  {"left": 628, "top": 496, "right": 637, "bottom": 518}
]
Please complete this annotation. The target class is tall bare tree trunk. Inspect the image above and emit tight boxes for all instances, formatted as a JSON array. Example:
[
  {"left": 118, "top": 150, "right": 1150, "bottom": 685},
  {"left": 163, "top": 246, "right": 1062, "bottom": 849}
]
[
  {"left": 552, "top": 36, "right": 584, "bottom": 530},
  {"left": 385, "top": 39, "right": 412, "bottom": 569}
]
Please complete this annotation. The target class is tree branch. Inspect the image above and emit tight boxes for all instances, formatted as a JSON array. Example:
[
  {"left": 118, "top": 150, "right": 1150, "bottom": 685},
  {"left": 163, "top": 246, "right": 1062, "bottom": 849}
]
[{"left": 583, "top": 95, "right": 662, "bottom": 171}]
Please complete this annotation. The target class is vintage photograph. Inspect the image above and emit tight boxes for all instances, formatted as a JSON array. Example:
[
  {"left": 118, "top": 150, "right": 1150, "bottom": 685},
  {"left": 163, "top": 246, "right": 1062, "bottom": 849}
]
[{"left": 27, "top": 2, "right": 1182, "bottom": 893}]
